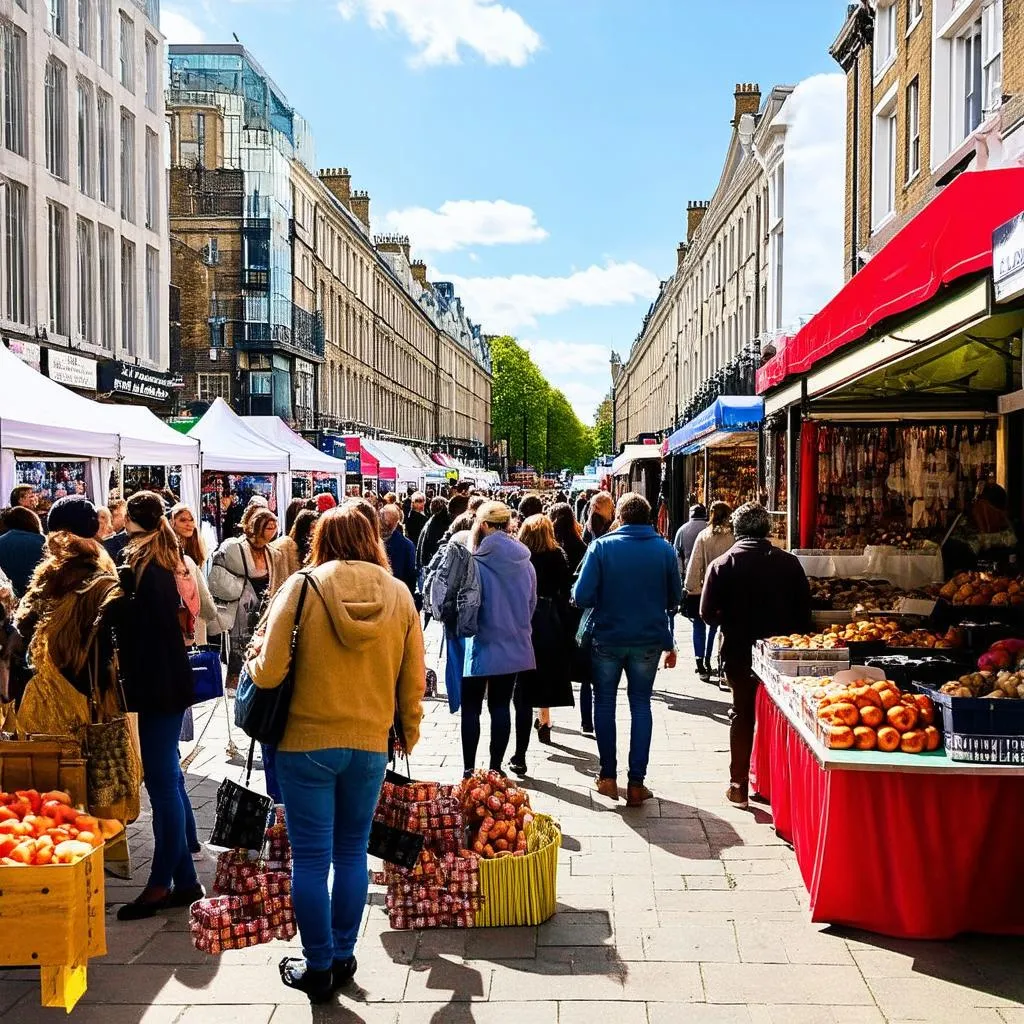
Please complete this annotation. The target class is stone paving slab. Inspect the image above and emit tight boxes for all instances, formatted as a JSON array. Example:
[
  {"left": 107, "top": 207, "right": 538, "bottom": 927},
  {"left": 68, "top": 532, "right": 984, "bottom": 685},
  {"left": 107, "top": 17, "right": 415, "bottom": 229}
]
[{"left": 1, "top": 621, "right": 1022, "bottom": 1022}]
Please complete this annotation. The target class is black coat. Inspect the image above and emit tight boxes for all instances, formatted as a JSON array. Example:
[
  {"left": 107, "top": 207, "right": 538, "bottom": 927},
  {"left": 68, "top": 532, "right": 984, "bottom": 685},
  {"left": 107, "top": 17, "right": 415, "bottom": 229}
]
[
  {"left": 522, "top": 548, "right": 574, "bottom": 708},
  {"left": 115, "top": 564, "right": 194, "bottom": 714},
  {"left": 700, "top": 538, "right": 811, "bottom": 668},
  {"left": 559, "top": 534, "right": 587, "bottom": 575},
  {"left": 416, "top": 511, "right": 450, "bottom": 570},
  {"left": 406, "top": 509, "right": 428, "bottom": 547}
]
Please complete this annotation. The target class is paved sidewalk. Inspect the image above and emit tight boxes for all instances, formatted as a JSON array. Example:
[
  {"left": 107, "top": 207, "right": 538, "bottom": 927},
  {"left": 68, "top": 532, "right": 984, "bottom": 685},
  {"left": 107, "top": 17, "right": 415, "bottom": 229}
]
[{"left": 2, "top": 623, "right": 1023, "bottom": 1023}]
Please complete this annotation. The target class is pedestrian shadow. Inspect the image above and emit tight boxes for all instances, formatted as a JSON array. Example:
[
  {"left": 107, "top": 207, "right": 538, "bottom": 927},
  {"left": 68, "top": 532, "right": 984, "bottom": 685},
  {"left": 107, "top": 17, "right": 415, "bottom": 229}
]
[
  {"left": 618, "top": 796, "right": 746, "bottom": 858},
  {"left": 651, "top": 687, "right": 732, "bottom": 724}
]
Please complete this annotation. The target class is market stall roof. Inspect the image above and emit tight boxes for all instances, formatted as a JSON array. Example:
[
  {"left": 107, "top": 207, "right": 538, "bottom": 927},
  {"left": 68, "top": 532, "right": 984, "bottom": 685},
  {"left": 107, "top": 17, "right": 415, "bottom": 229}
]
[
  {"left": 187, "top": 399, "right": 289, "bottom": 473},
  {"left": 371, "top": 439, "right": 426, "bottom": 484},
  {"left": 757, "top": 167, "right": 1024, "bottom": 394},
  {"left": 0, "top": 342, "right": 119, "bottom": 458},
  {"left": 361, "top": 438, "right": 397, "bottom": 481},
  {"left": 242, "top": 417, "right": 346, "bottom": 475},
  {"left": 611, "top": 444, "right": 662, "bottom": 477},
  {"left": 666, "top": 396, "right": 765, "bottom": 455},
  {"left": 343, "top": 436, "right": 379, "bottom": 477},
  {"left": 104, "top": 405, "right": 200, "bottom": 466}
]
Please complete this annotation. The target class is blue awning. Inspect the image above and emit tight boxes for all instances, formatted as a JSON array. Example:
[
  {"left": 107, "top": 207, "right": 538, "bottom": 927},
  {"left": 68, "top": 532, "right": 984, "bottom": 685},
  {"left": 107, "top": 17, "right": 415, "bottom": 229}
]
[{"left": 667, "top": 396, "right": 764, "bottom": 455}]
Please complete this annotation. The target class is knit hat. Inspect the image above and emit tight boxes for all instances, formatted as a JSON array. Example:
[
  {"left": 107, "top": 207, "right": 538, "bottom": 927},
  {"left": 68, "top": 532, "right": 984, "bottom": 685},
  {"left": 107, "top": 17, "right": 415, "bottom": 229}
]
[
  {"left": 477, "top": 501, "right": 511, "bottom": 526},
  {"left": 315, "top": 493, "right": 337, "bottom": 513},
  {"left": 126, "top": 490, "right": 166, "bottom": 533},
  {"left": 689, "top": 503, "right": 708, "bottom": 519},
  {"left": 47, "top": 495, "right": 100, "bottom": 539},
  {"left": 731, "top": 502, "right": 771, "bottom": 539}
]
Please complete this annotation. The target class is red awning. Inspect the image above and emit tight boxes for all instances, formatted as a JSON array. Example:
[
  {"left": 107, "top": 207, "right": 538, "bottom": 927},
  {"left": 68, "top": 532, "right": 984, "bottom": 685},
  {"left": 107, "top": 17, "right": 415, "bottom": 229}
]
[
  {"left": 344, "top": 436, "right": 379, "bottom": 477},
  {"left": 757, "top": 168, "right": 1024, "bottom": 394}
]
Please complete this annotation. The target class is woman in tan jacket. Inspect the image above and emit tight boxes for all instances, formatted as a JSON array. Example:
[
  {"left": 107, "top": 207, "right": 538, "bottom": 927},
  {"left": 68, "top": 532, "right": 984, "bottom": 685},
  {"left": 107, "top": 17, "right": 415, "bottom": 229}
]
[
  {"left": 246, "top": 505, "right": 424, "bottom": 1003},
  {"left": 684, "top": 501, "right": 734, "bottom": 681}
]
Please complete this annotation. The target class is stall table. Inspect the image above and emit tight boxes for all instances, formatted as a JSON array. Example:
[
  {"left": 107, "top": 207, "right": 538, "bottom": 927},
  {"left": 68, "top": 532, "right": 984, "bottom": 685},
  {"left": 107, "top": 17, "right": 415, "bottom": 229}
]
[{"left": 750, "top": 676, "right": 1024, "bottom": 939}]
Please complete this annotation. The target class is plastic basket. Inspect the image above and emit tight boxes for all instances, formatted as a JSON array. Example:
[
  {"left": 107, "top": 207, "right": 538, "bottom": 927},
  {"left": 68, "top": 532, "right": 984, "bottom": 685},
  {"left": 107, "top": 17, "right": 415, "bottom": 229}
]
[
  {"left": 915, "top": 683, "right": 1024, "bottom": 763},
  {"left": 475, "top": 815, "right": 560, "bottom": 928}
]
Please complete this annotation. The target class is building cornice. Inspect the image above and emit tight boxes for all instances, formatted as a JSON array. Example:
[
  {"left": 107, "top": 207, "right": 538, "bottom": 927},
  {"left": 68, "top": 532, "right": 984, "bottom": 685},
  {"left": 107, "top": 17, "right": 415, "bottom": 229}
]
[{"left": 830, "top": 1, "right": 873, "bottom": 73}]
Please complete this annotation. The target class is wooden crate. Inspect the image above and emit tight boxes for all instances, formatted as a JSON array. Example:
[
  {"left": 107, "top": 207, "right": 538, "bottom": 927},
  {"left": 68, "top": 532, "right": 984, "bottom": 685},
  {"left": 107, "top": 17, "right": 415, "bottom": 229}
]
[
  {"left": 0, "top": 736, "right": 87, "bottom": 803},
  {"left": 0, "top": 845, "right": 106, "bottom": 1012}
]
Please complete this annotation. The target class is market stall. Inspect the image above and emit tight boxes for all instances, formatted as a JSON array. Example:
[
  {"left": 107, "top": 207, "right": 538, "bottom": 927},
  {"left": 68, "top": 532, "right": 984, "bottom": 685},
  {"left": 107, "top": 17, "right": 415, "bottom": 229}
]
[
  {"left": 187, "top": 399, "right": 290, "bottom": 538},
  {"left": 371, "top": 439, "right": 427, "bottom": 492},
  {"left": 242, "top": 416, "right": 345, "bottom": 502},
  {"left": 361, "top": 438, "right": 398, "bottom": 495},
  {"left": 342, "top": 436, "right": 381, "bottom": 496},
  {"left": 609, "top": 444, "right": 662, "bottom": 506}
]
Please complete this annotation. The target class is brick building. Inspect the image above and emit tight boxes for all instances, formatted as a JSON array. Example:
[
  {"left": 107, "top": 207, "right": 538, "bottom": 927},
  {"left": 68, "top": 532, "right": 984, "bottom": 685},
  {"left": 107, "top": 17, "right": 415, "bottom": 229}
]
[{"left": 832, "top": 0, "right": 1020, "bottom": 279}]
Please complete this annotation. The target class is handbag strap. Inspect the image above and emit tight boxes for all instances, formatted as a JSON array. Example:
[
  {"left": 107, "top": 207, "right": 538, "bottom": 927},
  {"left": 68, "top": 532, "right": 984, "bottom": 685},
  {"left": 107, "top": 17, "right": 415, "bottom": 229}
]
[{"left": 244, "top": 737, "right": 258, "bottom": 789}]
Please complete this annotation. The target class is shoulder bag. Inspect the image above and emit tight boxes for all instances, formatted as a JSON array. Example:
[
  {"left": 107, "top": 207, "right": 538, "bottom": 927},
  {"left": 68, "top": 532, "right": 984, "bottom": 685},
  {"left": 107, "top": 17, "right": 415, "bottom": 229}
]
[
  {"left": 234, "top": 572, "right": 316, "bottom": 746},
  {"left": 209, "top": 738, "right": 274, "bottom": 850}
]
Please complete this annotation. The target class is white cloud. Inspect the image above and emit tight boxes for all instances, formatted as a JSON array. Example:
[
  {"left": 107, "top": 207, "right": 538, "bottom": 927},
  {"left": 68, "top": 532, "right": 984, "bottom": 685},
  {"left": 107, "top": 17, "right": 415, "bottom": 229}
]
[
  {"left": 337, "top": 0, "right": 541, "bottom": 67},
  {"left": 521, "top": 340, "right": 611, "bottom": 420},
  {"left": 380, "top": 199, "right": 547, "bottom": 254},
  {"left": 161, "top": 7, "right": 207, "bottom": 43},
  {"left": 442, "top": 261, "right": 661, "bottom": 333}
]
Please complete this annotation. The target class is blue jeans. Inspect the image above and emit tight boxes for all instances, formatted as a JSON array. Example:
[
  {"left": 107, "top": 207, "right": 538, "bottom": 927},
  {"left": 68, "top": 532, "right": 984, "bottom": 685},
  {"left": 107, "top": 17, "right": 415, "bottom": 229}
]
[
  {"left": 138, "top": 710, "right": 200, "bottom": 891},
  {"left": 579, "top": 681, "right": 593, "bottom": 731},
  {"left": 260, "top": 743, "right": 283, "bottom": 803},
  {"left": 445, "top": 630, "right": 465, "bottom": 714},
  {"left": 692, "top": 618, "right": 719, "bottom": 661},
  {"left": 276, "top": 748, "right": 388, "bottom": 970},
  {"left": 590, "top": 643, "right": 661, "bottom": 785}
]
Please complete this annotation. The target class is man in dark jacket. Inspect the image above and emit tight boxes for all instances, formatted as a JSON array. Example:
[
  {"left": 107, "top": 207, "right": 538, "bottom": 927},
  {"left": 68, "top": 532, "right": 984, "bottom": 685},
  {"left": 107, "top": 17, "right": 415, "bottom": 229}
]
[
  {"left": 701, "top": 502, "right": 811, "bottom": 810},
  {"left": 0, "top": 507, "right": 45, "bottom": 598},
  {"left": 405, "top": 492, "right": 428, "bottom": 547},
  {"left": 380, "top": 505, "right": 417, "bottom": 596},
  {"left": 672, "top": 503, "right": 707, "bottom": 580},
  {"left": 416, "top": 496, "right": 450, "bottom": 571}
]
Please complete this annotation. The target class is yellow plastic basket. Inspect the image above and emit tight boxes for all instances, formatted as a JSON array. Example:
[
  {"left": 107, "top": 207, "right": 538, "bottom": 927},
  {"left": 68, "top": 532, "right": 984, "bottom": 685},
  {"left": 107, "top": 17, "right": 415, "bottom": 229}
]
[{"left": 474, "top": 814, "right": 560, "bottom": 927}]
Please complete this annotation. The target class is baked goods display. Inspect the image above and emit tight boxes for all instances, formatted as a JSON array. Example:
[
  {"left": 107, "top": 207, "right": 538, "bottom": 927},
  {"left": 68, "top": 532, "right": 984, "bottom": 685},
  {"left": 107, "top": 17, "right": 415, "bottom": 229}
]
[
  {"left": 940, "top": 671, "right": 1024, "bottom": 700},
  {"left": 938, "top": 572, "right": 1024, "bottom": 607},
  {"left": 809, "top": 578, "right": 901, "bottom": 611},
  {"left": 767, "top": 621, "right": 963, "bottom": 651}
]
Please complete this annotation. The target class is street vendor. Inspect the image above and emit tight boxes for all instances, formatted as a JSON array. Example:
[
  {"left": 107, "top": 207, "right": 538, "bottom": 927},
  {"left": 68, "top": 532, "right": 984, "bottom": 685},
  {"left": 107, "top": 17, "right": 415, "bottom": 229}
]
[{"left": 944, "top": 483, "right": 1019, "bottom": 576}]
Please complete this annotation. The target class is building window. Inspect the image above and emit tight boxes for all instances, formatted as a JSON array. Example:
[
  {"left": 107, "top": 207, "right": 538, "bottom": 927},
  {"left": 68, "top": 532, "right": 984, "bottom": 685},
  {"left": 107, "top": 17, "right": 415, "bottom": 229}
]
[
  {"left": 144, "top": 128, "right": 158, "bottom": 229},
  {"left": 47, "top": 203, "right": 69, "bottom": 336},
  {"left": 119, "top": 13, "right": 134, "bottom": 91},
  {"left": 121, "top": 239, "right": 136, "bottom": 354},
  {"left": 77, "top": 78, "right": 95, "bottom": 197},
  {"left": 97, "top": 90, "right": 112, "bottom": 204},
  {"left": 873, "top": 1, "right": 897, "bottom": 76},
  {"left": 98, "top": 0, "right": 112, "bottom": 73},
  {"left": 44, "top": 57, "right": 68, "bottom": 180},
  {"left": 872, "top": 90, "right": 898, "bottom": 226},
  {"left": 906, "top": 77, "right": 921, "bottom": 180},
  {"left": 76, "top": 218, "right": 95, "bottom": 344},
  {"left": 961, "top": 18, "right": 983, "bottom": 138},
  {"left": 48, "top": 0, "right": 67, "bottom": 41},
  {"left": 981, "top": 0, "right": 1003, "bottom": 116},
  {"left": 144, "top": 34, "right": 158, "bottom": 111},
  {"left": 908, "top": 0, "right": 923, "bottom": 30},
  {"left": 120, "top": 108, "right": 134, "bottom": 221},
  {"left": 3, "top": 180, "right": 28, "bottom": 325},
  {"left": 78, "top": 0, "right": 91, "bottom": 55},
  {"left": 198, "top": 373, "right": 230, "bottom": 402},
  {"left": 145, "top": 246, "right": 159, "bottom": 361},
  {"left": 98, "top": 226, "right": 114, "bottom": 349},
  {"left": 177, "top": 111, "right": 205, "bottom": 167},
  {"left": 1, "top": 20, "right": 27, "bottom": 157},
  {"left": 250, "top": 371, "right": 272, "bottom": 396}
]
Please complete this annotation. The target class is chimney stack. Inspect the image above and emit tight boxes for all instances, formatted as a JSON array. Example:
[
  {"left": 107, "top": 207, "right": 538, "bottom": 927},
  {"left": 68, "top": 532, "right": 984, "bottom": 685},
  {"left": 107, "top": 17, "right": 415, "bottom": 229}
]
[
  {"left": 677, "top": 242, "right": 688, "bottom": 271},
  {"left": 411, "top": 260, "right": 428, "bottom": 286},
  {"left": 374, "top": 234, "right": 412, "bottom": 262},
  {"left": 318, "top": 167, "right": 351, "bottom": 209},
  {"left": 686, "top": 201, "right": 710, "bottom": 242},
  {"left": 733, "top": 83, "right": 761, "bottom": 126},
  {"left": 350, "top": 190, "right": 371, "bottom": 231}
]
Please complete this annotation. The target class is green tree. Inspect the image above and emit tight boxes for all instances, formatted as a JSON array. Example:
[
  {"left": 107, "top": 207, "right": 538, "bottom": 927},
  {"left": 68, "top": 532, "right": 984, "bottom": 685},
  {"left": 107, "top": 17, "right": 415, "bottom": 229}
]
[{"left": 593, "top": 394, "right": 614, "bottom": 456}]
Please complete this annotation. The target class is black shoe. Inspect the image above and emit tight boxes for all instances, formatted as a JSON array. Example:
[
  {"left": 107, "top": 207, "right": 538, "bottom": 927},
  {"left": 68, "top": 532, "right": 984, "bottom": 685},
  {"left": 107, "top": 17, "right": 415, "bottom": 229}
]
[
  {"left": 698, "top": 659, "right": 712, "bottom": 681},
  {"left": 581, "top": 724, "right": 595, "bottom": 736},
  {"left": 189, "top": 842, "right": 202, "bottom": 854},
  {"left": 332, "top": 956, "right": 357, "bottom": 988},
  {"left": 537, "top": 723, "right": 552, "bottom": 744},
  {"left": 463, "top": 769, "right": 475, "bottom": 779},
  {"left": 116, "top": 891, "right": 170, "bottom": 921},
  {"left": 166, "top": 883, "right": 206, "bottom": 908},
  {"left": 279, "top": 957, "right": 335, "bottom": 1004},
  {"left": 508, "top": 758, "right": 527, "bottom": 776}
]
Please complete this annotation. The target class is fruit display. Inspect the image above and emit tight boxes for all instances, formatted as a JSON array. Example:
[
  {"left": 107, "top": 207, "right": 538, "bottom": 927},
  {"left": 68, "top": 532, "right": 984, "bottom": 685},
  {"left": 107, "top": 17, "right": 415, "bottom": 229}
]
[
  {"left": 0, "top": 789, "right": 122, "bottom": 866},
  {"left": 976, "top": 637, "right": 1024, "bottom": 674},
  {"left": 938, "top": 572, "right": 1024, "bottom": 607},
  {"left": 458, "top": 770, "right": 534, "bottom": 858},
  {"left": 810, "top": 678, "right": 941, "bottom": 753},
  {"left": 809, "top": 578, "right": 941, "bottom": 611},
  {"left": 940, "top": 671, "right": 1024, "bottom": 700},
  {"left": 768, "top": 621, "right": 963, "bottom": 651}
]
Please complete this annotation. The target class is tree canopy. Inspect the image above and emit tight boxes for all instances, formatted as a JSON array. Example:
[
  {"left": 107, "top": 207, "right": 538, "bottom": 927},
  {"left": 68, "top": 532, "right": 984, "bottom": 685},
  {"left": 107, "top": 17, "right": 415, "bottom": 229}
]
[
  {"left": 593, "top": 394, "right": 614, "bottom": 457},
  {"left": 490, "top": 335, "right": 596, "bottom": 474}
]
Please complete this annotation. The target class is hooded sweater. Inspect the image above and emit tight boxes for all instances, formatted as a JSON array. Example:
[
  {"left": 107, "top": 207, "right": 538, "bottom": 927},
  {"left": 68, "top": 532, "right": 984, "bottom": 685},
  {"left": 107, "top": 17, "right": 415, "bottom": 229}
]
[
  {"left": 464, "top": 531, "right": 537, "bottom": 678},
  {"left": 246, "top": 560, "right": 425, "bottom": 754}
]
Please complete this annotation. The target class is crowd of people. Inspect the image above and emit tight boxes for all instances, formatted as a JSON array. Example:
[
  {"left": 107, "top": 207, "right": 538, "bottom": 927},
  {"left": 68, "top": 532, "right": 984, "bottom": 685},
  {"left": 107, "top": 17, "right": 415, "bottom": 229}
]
[{"left": 0, "top": 472, "right": 815, "bottom": 1002}]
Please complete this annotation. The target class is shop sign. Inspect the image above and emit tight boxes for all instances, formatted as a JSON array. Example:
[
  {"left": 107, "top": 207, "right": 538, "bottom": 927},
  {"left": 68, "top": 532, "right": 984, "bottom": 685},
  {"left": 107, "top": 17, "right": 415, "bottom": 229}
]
[
  {"left": 993, "top": 210, "right": 1024, "bottom": 302},
  {"left": 97, "top": 359, "right": 174, "bottom": 402},
  {"left": 6, "top": 339, "right": 41, "bottom": 371},
  {"left": 47, "top": 350, "right": 97, "bottom": 390}
]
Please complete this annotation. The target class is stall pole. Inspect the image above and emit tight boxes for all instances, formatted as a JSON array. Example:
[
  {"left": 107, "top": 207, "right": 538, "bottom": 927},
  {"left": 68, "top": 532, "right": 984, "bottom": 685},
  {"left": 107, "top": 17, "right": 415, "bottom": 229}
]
[
  {"left": 786, "top": 403, "right": 801, "bottom": 550},
  {"left": 703, "top": 446, "right": 709, "bottom": 505},
  {"left": 117, "top": 460, "right": 125, "bottom": 499}
]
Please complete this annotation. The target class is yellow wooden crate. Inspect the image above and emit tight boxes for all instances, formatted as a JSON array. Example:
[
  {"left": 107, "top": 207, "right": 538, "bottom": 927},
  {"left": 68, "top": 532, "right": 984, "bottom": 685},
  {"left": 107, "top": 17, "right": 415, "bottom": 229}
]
[
  {"left": 475, "top": 815, "right": 560, "bottom": 927},
  {"left": 0, "top": 845, "right": 106, "bottom": 1012}
]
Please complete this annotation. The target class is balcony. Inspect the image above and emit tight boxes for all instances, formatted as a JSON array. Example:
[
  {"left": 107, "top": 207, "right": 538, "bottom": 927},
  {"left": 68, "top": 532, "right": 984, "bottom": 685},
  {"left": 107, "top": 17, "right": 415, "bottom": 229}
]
[{"left": 219, "top": 300, "right": 325, "bottom": 363}]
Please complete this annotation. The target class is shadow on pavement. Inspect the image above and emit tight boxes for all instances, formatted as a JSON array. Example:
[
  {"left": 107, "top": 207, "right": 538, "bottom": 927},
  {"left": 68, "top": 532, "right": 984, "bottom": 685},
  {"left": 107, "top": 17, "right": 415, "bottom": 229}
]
[{"left": 651, "top": 687, "right": 732, "bottom": 724}]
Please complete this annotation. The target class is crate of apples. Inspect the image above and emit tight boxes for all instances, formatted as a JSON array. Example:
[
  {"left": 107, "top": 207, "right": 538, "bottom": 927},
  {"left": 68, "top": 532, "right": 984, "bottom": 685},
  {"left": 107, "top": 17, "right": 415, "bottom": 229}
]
[
  {"left": 0, "top": 789, "right": 122, "bottom": 866},
  {"left": 814, "top": 678, "right": 941, "bottom": 754},
  {"left": 457, "top": 770, "right": 533, "bottom": 858}
]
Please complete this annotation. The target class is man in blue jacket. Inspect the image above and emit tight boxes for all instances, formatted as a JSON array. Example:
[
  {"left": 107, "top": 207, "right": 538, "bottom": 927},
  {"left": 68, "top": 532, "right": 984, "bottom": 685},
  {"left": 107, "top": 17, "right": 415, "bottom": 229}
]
[
  {"left": 380, "top": 504, "right": 417, "bottom": 596},
  {"left": 573, "top": 492, "right": 682, "bottom": 807}
]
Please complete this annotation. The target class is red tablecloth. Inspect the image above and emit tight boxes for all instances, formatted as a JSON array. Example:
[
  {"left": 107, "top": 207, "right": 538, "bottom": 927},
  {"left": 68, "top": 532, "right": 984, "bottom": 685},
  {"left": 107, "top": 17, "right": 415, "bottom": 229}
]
[{"left": 751, "top": 685, "right": 1024, "bottom": 939}]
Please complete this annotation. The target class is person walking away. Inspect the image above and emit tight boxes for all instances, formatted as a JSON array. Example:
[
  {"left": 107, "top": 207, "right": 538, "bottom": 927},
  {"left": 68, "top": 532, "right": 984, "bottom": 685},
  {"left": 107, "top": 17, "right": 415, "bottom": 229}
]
[
  {"left": 380, "top": 505, "right": 417, "bottom": 596},
  {"left": 246, "top": 506, "right": 424, "bottom": 1001},
  {"left": 169, "top": 504, "right": 220, "bottom": 647},
  {"left": 583, "top": 492, "right": 614, "bottom": 545},
  {"left": 673, "top": 503, "right": 707, "bottom": 582},
  {"left": 405, "top": 492, "right": 428, "bottom": 547},
  {"left": 113, "top": 492, "right": 203, "bottom": 919},
  {"left": 684, "top": 502, "right": 733, "bottom": 681},
  {"left": 573, "top": 493, "right": 682, "bottom": 806},
  {"left": 0, "top": 507, "right": 46, "bottom": 598},
  {"left": 272, "top": 509, "right": 319, "bottom": 580},
  {"left": 461, "top": 503, "right": 536, "bottom": 777},
  {"left": 700, "top": 502, "right": 811, "bottom": 810},
  {"left": 516, "top": 515, "right": 573, "bottom": 766},
  {"left": 518, "top": 495, "right": 544, "bottom": 519},
  {"left": 416, "top": 496, "right": 451, "bottom": 605}
]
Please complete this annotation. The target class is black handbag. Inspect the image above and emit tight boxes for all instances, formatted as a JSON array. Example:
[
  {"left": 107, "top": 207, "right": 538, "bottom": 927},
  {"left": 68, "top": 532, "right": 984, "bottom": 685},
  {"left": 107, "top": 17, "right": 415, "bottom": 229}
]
[
  {"left": 210, "top": 739, "right": 274, "bottom": 850},
  {"left": 366, "top": 723, "right": 424, "bottom": 869},
  {"left": 234, "top": 573, "right": 317, "bottom": 745}
]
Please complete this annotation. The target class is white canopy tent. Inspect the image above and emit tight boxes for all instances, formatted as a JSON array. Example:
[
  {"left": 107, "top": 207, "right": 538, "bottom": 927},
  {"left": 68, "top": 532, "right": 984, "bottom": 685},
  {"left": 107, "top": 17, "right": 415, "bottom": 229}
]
[
  {"left": 242, "top": 416, "right": 346, "bottom": 495},
  {"left": 187, "top": 399, "right": 290, "bottom": 520},
  {"left": 371, "top": 439, "right": 425, "bottom": 489}
]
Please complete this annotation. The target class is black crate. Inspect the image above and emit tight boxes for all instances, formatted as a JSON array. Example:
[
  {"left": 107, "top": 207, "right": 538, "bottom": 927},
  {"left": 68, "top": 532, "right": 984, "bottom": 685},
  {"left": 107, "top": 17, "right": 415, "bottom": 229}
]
[
  {"left": 943, "top": 733, "right": 1024, "bottom": 764},
  {"left": 914, "top": 683, "right": 1024, "bottom": 763},
  {"left": 864, "top": 655, "right": 974, "bottom": 690}
]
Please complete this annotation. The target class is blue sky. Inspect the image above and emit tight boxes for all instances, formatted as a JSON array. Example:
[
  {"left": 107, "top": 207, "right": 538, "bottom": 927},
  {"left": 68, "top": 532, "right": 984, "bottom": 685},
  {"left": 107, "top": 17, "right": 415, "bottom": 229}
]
[{"left": 163, "top": 0, "right": 849, "bottom": 421}]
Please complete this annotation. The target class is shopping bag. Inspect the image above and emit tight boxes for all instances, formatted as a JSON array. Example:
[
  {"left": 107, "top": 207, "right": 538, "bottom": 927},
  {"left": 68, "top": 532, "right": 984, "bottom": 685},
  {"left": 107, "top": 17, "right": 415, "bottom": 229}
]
[
  {"left": 367, "top": 752, "right": 424, "bottom": 869},
  {"left": 189, "top": 647, "right": 225, "bottom": 704},
  {"left": 180, "top": 706, "right": 195, "bottom": 742},
  {"left": 575, "top": 607, "right": 595, "bottom": 656},
  {"left": 209, "top": 739, "right": 274, "bottom": 851}
]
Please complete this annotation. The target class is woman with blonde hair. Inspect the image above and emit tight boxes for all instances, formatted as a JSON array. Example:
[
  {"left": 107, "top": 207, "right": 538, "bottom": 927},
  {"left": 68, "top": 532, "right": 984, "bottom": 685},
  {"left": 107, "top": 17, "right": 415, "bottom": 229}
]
[
  {"left": 114, "top": 491, "right": 203, "bottom": 920},
  {"left": 684, "top": 500, "right": 734, "bottom": 681},
  {"left": 514, "top": 515, "right": 573, "bottom": 767},
  {"left": 247, "top": 505, "right": 424, "bottom": 1001},
  {"left": 169, "top": 504, "right": 219, "bottom": 647}
]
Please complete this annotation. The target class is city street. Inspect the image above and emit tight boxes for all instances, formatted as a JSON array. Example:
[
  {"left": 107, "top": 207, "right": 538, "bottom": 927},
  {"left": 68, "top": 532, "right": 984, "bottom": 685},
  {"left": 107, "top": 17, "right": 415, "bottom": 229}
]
[{"left": 1, "top": 624, "right": 1021, "bottom": 1024}]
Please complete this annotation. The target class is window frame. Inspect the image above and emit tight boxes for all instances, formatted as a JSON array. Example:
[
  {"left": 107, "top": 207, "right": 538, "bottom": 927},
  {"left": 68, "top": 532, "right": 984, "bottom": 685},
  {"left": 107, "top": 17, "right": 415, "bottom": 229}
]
[
  {"left": 47, "top": 202, "right": 70, "bottom": 337},
  {"left": 120, "top": 107, "right": 135, "bottom": 222},
  {"left": 1, "top": 19, "right": 28, "bottom": 157},
  {"left": 873, "top": 1, "right": 898, "bottom": 79},
  {"left": 906, "top": 76, "right": 921, "bottom": 182},
  {"left": 2, "top": 180, "right": 28, "bottom": 326},
  {"left": 78, "top": 0, "right": 92, "bottom": 56},
  {"left": 118, "top": 12, "right": 134, "bottom": 92},
  {"left": 44, "top": 57, "right": 68, "bottom": 181},
  {"left": 871, "top": 82, "right": 900, "bottom": 229},
  {"left": 76, "top": 217, "right": 95, "bottom": 344},
  {"left": 197, "top": 372, "right": 231, "bottom": 403},
  {"left": 907, "top": 0, "right": 924, "bottom": 33},
  {"left": 77, "top": 77, "right": 95, "bottom": 198},
  {"left": 97, "top": 225, "right": 115, "bottom": 350},
  {"left": 120, "top": 238, "right": 136, "bottom": 355}
]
